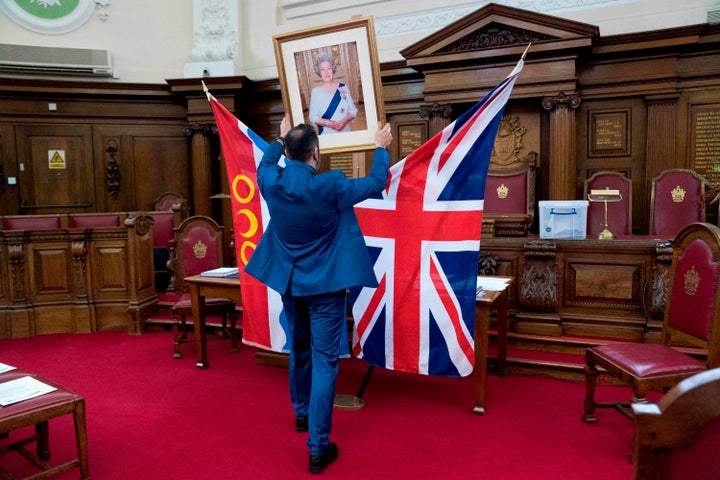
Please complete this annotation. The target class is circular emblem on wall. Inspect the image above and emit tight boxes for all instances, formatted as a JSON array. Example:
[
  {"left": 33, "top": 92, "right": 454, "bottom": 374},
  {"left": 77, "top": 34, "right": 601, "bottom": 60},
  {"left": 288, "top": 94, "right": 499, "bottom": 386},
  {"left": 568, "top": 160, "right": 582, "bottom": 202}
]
[{"left": 0, "top": 0, "right": 96, "bottom": 34}]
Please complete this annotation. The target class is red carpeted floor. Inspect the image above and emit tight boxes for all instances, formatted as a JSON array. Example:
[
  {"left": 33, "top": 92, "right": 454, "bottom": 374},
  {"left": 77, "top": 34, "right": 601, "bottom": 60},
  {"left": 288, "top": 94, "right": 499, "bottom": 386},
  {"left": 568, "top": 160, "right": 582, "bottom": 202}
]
[{"left": 0, "top": 331, "right": 635, "bottom": 479}]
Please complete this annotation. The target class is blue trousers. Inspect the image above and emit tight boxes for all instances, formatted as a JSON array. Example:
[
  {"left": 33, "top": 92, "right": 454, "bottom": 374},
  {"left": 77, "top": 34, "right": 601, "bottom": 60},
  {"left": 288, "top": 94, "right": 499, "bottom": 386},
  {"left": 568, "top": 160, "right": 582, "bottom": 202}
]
[{"left": 282, "top": 290, "right": 346, "bottom": 453}]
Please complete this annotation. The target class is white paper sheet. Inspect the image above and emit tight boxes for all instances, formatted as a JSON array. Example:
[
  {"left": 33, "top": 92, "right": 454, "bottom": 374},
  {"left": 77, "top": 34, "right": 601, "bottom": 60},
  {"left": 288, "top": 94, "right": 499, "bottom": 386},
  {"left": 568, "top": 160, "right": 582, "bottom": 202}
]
[
  {"left": 476, "top": 276, "right": 511, "bottom": 297},
  {"left": 0, "top": 376, "right": 57, "bottom": 406},
  {"left": 200, "top": 267, "right": 239, "bottom": 278},
  {"left": 0, "top": 362, "right": 16, "bottom": 374}
]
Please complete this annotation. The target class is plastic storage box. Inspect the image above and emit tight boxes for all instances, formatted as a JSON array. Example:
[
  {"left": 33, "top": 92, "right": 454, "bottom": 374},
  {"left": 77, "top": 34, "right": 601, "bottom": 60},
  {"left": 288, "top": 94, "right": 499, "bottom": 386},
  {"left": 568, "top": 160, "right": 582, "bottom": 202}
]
[{"left": 539, "top": 200, "right": 588, "bottom": 239}]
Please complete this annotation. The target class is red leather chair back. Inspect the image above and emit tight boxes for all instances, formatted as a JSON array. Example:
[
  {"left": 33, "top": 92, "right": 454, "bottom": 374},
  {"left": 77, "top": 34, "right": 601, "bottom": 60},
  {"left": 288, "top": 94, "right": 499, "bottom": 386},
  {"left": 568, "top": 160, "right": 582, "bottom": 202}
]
[
  {"left": 150, "top": 211, "right": 175, "bottom": 248},
  {"left": 667, "top": 237, "right": 718, "bottom": 340},
  {"left": 154, "top": 192, "right": 182, "bottom": 211},
  {"left": 175, "top": 216, "right": 225, "bottom": 279},
  {"left": 484, "top": 171, "right": 528, "bottom": 215},
  {"left": 650, "top": 170, "right": 705, "bottom": 239}
]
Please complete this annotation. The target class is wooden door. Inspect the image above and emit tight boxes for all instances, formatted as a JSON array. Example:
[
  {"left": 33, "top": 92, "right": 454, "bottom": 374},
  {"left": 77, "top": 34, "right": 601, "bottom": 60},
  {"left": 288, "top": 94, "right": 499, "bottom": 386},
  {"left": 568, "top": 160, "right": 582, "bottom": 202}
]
[{"left": 16, "top": 124, "right": 94, "bottom": 214}]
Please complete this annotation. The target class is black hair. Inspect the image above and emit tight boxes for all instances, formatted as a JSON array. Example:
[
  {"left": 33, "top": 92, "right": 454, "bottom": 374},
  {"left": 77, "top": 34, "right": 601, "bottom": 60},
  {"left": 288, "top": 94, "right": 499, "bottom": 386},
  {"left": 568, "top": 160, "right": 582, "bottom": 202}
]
[{"left": 285, "top": 124, "right": 318, "bottom": 163}]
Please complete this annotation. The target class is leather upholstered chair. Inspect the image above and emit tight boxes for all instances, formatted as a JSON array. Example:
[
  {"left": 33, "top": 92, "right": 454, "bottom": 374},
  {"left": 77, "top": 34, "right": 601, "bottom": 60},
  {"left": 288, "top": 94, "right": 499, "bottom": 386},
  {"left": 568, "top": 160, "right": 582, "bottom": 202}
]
[
  {"left": 153, "top": 191, "right": 184, "bottom": 212},
  {"left": 631, "top": 368, "right": 720, "bottom": 480},
  {"left": 649, "top": 169, "right": 706, "bottom": 239},
  {"left": 583, "top": 171, "right": 632, "bottom": 238},
  {"left": 169, "top": 215, "right": 238, "bottom": 358},
  {"left": 483, "top": 151, "right": 537, "bottom": 237},
  {"left": 581, "top": 222, "right": 720, "bottom": 423}
]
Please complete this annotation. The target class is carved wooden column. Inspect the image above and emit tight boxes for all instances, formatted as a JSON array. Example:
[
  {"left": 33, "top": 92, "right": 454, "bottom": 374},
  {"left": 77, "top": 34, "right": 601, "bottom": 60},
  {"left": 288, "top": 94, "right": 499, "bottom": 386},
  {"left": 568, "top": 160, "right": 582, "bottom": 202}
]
[
  {"left": 185, "top": 123, "right": 215, "bottom": 218},
  {"left": 645, "top": 241, "right": 674, "bottom": 342},
  {"left": 419, "top": 103, "right": 452, "bottom": 138},
  {"left": 515, "top": 239, "right": 561, "bottom": 336},
  {"left": 645, "top": 95, "right": 678, "bottom": 179},
  {"left": 542, "top": 93, "right": 581, "bottom": 200}
]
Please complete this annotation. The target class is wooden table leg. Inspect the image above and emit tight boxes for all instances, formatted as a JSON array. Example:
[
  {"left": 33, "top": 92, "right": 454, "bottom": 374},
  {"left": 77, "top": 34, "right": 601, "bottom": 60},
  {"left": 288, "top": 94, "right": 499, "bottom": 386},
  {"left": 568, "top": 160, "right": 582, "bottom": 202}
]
[
  {"left": 74, "top": 398, "right": 90, "bottom": 480},
  {"left": 496, "top": 290, "right": 509, "bottom": 377},
  {"left": 473, "top": 304, "right": 490, "bottom": 415},
  {"left": 190, "top": 282, "right": 209, "bottom": 369}
]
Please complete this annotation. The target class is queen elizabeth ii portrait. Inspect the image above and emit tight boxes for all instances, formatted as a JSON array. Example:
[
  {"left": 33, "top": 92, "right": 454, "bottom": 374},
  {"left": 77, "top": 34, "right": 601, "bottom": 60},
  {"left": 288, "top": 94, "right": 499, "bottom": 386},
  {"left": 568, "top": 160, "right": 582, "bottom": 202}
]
[{"left": 308, "top": 52, "right": 358, "bottom": 135}]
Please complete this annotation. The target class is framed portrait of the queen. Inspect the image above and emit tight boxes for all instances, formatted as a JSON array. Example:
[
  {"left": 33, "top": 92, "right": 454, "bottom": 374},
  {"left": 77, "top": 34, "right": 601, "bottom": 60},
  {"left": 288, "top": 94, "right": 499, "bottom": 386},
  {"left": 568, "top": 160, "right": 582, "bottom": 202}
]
[{"left": 273, "top": 17, "right": 385, "bottom": 154}]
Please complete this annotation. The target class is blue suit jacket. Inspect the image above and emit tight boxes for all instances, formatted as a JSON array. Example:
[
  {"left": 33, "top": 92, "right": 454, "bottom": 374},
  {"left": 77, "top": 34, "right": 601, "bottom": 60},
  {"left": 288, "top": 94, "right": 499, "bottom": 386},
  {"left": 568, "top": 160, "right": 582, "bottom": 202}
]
[{"left": 245, "top": 140, "right": 390, "bottom": 296}]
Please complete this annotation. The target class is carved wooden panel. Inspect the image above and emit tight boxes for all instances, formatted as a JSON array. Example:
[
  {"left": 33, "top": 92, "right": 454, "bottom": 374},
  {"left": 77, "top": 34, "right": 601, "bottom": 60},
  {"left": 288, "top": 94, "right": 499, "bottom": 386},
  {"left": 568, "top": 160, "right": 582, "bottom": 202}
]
[
  {"left": 28, "top": 243, "right": 72, "bottom": 301},
  {"left": 566, "top": 262, "right": 642, "bottom": 309},
  {"left": 90, "top": 240, "right": 130, "bottom": 296},
  {"left": 520, "top": 240, "right": 558, "bottom": 312}
]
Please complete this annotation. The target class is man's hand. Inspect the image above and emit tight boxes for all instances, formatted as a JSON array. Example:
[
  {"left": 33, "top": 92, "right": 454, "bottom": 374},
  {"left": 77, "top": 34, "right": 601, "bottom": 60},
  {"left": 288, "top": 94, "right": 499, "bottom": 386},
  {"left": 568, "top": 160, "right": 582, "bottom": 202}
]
[
  {"left": 375, "top": 122, "right": 392, "bottom": 149},
  {"left": 280, "top": 115, "right": 291, "bottom": 137}
]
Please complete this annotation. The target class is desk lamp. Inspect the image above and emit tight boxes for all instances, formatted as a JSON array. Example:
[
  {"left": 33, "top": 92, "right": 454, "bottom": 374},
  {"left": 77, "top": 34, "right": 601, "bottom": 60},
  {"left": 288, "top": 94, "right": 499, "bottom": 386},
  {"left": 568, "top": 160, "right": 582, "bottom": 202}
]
[{"left": 587, "top": 188, "right": 622, "bottom": 240}]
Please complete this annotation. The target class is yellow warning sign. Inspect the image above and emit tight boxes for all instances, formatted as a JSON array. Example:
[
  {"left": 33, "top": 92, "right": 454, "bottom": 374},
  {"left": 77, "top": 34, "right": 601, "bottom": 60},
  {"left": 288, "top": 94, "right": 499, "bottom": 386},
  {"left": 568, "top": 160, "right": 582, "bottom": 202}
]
[{"left": 48, "top": 150, "right": 66, "bottom": 169}]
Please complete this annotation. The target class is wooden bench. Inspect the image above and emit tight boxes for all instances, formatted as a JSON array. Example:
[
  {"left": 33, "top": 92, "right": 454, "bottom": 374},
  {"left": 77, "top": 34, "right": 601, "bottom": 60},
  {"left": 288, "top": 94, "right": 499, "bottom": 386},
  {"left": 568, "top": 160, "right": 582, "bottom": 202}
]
[{"left": 0, "top": 370, "right": 89, "bottom": 479}]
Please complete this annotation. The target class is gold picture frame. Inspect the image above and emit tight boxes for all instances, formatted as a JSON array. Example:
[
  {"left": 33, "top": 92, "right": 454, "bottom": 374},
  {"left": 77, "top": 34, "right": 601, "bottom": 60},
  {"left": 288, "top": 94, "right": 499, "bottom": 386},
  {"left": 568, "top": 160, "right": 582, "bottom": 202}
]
[{"left": 273, "top": 17, "right": 385, "bottom": 154}]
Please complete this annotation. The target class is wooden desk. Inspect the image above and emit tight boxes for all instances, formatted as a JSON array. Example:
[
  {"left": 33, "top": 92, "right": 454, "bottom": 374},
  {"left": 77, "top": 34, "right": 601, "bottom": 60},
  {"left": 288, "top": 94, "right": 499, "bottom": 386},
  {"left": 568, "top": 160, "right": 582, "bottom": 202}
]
[
  {"left": 184, "top": 274, "right": 509, "bottom": 416},
  {"left": 184, "top": 275, "right": 241, "bottom": 369},
  {"left": 473, "top": 276, "right": 512, "bottom": 415}
]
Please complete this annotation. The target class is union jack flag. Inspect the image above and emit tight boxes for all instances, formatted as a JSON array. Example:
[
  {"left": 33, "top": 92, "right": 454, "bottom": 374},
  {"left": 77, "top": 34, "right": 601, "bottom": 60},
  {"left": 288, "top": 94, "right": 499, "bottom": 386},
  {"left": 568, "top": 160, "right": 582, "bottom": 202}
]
[{"left": 351, "top": 58, "right": 524, "bottom": 377}]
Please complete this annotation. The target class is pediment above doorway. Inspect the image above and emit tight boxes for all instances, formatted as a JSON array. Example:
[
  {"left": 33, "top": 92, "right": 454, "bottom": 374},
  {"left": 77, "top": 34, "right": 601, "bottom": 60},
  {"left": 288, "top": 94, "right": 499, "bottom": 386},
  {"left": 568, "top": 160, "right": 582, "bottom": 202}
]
[
  {"left": 399, "top": 3, "right": 600, "bottom": 103},
  {"left": 400, "top": 3, "right": 599, "bottom": 70}
]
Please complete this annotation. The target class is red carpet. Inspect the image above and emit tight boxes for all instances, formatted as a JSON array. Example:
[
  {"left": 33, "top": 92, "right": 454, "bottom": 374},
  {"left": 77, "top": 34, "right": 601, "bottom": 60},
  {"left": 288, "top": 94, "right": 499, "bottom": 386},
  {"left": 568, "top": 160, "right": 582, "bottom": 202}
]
[{"left": 0, "top": 331, "right": 634, "bottom": 479}]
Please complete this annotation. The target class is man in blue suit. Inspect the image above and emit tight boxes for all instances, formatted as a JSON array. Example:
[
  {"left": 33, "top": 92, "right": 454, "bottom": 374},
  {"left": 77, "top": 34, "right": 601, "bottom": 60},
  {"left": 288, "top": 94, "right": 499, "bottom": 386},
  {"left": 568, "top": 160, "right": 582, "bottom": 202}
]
[{"left": 246, "top": 116, "right": 393, "bottom": 474}]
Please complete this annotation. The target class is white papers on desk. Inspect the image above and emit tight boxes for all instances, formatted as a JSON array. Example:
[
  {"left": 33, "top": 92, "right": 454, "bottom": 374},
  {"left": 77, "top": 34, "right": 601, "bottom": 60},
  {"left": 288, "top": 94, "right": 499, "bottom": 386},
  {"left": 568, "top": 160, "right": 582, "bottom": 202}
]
[
  {"left": 0, "top": 362, "right": 16, "bottom": 374},
  {"left": 0, "top": 376, "right": 57, "bottom": 406},
  {"left": 476, "top": 276, "right": 511, "bottom": 298},
  {"left": 200, "top": 267, "right": 239, "bottom": 278}
]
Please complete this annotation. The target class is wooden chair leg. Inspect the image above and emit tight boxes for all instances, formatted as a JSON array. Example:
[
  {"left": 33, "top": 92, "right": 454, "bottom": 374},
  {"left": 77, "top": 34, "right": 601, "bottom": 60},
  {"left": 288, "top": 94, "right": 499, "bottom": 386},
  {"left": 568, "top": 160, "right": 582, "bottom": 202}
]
[
  {"left": 35, "top": 421, "right": 50, "bottom": 461},
  {"left": 582, "top": 362, "right": 599, "bottom": 424},
  {"left": 172, "top": 313, "right": 185, "bottom": 359}
]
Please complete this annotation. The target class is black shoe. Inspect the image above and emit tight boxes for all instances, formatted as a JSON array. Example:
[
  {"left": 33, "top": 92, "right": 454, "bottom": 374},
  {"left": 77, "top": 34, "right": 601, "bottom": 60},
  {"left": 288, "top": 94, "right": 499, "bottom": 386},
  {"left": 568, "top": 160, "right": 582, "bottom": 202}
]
[
  {"left": 309, "top": 442, "right": 338, "bottom": 474},
  {"left": 295, "top": 415, "right": 308, "bottom": 433}
]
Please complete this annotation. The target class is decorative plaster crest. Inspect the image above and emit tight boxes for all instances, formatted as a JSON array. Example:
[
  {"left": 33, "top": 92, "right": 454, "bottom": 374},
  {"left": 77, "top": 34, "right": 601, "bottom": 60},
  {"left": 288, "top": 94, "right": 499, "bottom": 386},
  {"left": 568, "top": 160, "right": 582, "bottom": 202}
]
[{"left": 190, "top": 0, "right": 238, "bottom": 62}]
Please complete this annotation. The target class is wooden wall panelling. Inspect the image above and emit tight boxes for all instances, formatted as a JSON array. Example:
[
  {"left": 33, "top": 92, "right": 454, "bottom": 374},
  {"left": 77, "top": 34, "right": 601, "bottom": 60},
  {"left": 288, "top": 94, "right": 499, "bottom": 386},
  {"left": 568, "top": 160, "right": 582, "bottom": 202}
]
[
  {"left": 132, "top": 131, "right": 191, "bottom": 212},
  {"left": 576, "top": 98, "right": 648, "bottom": 234},
  {"left": 0, "top": 229, "right": 8, "bottom": 337},
  {"left": 645, "top": 95, "right": 678, "bottom": 180},
  {"left": 389, "top": 112, "right": 427, "bottom": 165},
  {"left": 93, "top": 125, "right": 191, "bottom": 213},
  {"left": 15, "top": 124, "right": 95, "bottom": 215},
  {"left": 0, "top": 124, "right": 18, "bottom": 215}
]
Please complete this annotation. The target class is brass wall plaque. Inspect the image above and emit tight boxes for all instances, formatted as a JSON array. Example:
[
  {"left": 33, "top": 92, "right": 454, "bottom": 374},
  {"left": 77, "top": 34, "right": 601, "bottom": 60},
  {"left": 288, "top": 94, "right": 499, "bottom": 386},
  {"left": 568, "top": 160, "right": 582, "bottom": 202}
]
[
  {"left": 691, "top": 105, "right": 720, "bottom": 186},
  {"left": 398, "top": 124, "right": 425, "bottom": 159},
  {"left": 589, "top": 111, "right": 629, "bottom": 157}
]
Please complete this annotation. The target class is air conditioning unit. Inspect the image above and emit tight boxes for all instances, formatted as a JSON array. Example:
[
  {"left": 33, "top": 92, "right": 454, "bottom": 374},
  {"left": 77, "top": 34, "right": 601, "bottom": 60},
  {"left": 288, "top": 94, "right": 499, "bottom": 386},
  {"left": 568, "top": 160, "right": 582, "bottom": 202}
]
[{"left": 0, "top": 43, "right": 113, "bottom": 77}]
